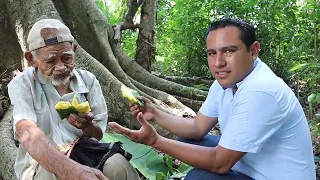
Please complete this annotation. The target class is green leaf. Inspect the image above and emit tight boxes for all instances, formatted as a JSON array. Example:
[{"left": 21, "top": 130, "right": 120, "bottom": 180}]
[
  {"left": 102, "top": 133, "right": 169, "bottom": 180},
  {"left": 177, "top": 162, "right": 192, "bottom": 173},
  {"left": 314, "top": 156, "right": 320, "bottom": 162},
  {"left": 163, "top": 154, "right": 174, "bottom": 174},
  {"left": 289, "top": 63, "right": 308, "bottom": 71},
  {"left": 170, "top": 172, "right": 187, "bottom": 178},
  {"left": 245, "top": 0, "right": 256, "bottom": 8},
  {"left": 156, "top": 172, "right": 166, "bottom": 180},
  {"left": 315, "top": 94, "right": 320, "bottom": 103},
  {"left": 308, "top": 93, "right": 316, "bottom": 103},
  {"left": 95, "top": 0, "right": 110, "bottom": 20}
]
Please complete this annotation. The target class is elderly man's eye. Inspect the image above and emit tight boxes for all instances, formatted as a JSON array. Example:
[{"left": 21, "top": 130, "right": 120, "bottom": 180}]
[
  {"left": 45, "top": 59, "right": 55, "bottom": 63},
  {"left": 62, "top": 56, "right": 72, "bottom": 63}
]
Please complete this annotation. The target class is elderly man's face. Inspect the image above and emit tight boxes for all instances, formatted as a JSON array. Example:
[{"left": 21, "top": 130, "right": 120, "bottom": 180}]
[{"left": 33, "top": 42, "right": 75, "bottom": 86}]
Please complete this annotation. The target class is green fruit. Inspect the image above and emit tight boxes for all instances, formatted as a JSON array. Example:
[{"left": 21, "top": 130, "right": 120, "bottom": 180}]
[
  {"left": 55, "top": 94, "right": 91, "bottom": 120},
  {"left": 121, "top": 85, "right": 144, "bottom": 106},
  {"left": 56, "top": 106, "right": 78, "bottom": 119}
]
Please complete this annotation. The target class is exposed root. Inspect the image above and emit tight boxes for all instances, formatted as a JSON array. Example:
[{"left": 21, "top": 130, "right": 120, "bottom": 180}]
[{"left": 111, "top": 42, "right": 208, "bottom": 101}]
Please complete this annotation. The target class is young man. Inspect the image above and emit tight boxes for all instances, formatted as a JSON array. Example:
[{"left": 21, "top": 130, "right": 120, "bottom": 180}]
[
  {"left": 8, "top": 19, "right": 139, "bottom": 180},
  {"left": 109, "top": 18, "right": 316, "bottom": 179}
]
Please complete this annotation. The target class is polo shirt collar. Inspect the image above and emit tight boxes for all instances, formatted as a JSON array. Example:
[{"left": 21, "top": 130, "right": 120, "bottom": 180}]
[{"left": 69, "top": 69, "right": 89, "bottom": 94}]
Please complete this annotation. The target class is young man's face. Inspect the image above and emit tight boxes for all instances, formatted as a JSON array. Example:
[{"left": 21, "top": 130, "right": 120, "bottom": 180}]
[
  {"left": 31, "top": 42, "right": 76, "bottom": 86},
  {"left": 206, "top": 26, "right": 260, "bottom": 89}
]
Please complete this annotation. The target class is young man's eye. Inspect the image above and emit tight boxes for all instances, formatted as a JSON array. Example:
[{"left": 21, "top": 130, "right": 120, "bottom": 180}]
[
  {"left": 208, "top": 52, "right": 216, "bottom": 56},
  {"left": 226, "top": 49, "right": 235, "bottom": 54}
]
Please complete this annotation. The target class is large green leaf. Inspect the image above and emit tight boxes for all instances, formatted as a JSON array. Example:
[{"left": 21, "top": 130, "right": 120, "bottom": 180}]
[
  {"left": 102, "top": 133, "right": 169, "bottom": 180},
  {"left": 290, "top": 63, "right": 308, "bottom": 71},
  {"left": 245, "top": 0, "right": 256, "bottom": 8},
  {"left": 308, "top": 93, "right": 316, "bottom": 103}
]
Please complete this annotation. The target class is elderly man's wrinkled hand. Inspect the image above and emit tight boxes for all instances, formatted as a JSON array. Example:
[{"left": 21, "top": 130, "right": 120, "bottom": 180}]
[
  {"left": 61, "top": 164, "right": 109, "bottom": 180},
  {"left": 108, "top": 112, "right": 159, "bottom": 146},
  {"left": 67, "top": 112, "right": 94, "bottom": 130}
]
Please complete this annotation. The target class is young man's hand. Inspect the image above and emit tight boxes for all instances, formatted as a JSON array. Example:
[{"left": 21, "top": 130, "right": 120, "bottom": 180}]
[
  {"left": 130, "top": 96, "right": 156, "bottom": 122},
  {"left": 109, "top": 112, "right": 159, "bottom": 146}
]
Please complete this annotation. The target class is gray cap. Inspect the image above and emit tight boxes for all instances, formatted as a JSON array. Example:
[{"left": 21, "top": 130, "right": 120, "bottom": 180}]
[{"left": 27, "top": 19, "right": 75, "bottom": 51}]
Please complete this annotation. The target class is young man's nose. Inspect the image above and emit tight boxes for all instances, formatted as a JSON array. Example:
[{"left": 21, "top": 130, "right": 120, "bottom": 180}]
[{"left": 215, "top": 54, "right": 226, "bottom": 67}]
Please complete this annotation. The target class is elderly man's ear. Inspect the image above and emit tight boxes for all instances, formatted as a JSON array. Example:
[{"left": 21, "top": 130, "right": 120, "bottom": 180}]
[
  {"left": 24, "top": 51, "right": 37, "bottom": 68},
  {"left": 73, "top": 43, "right": 78, "bottom": 52}
]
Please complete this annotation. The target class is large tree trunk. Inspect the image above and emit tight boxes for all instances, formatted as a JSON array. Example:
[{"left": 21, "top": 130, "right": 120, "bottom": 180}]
[
  {"left": 135, "top": 0, "right": 157, "bottom": 71},
  {"left": 0, "top": 106, "right": 17, "bottom": 180},
  {"left": 0, "top": 0, "right": 208, "bottom": 179},
  {"left": 0, "top": 0, "right": 22, "bottom": 74}
]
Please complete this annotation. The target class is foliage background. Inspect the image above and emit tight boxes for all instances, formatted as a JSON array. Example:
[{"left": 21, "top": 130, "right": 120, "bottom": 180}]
[
  {"left": 96, "top": 0, "right": 319, "bottom": 178},
  {"left": 101, "top": 0, "right": 318, "bottom": 81},
  {"left": 99, "top": 0, "right": 319, "bottom": 101}
]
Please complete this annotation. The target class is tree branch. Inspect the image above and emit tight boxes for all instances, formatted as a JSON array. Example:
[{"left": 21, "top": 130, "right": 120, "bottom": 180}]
[{"left": 113, "top": 0, "right": 144, "bottom": 41}]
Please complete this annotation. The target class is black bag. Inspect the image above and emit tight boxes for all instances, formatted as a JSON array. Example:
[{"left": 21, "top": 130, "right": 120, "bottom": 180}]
[{"left": 67, "top": 136, "right": 132, "bottom": 171}]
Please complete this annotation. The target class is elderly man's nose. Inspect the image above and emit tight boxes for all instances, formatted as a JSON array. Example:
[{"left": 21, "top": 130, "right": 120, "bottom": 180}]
[{"left": 54, "top": 62, "right": 67, "bottom": 71}]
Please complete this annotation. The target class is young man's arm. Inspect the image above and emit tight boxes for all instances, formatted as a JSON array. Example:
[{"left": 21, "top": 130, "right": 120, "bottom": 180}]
[
  {"left": 153, "top": 110, "right": 218, "bottom": 140},
  {"left": 16, "top": 119, "right": 106, "bottom": 180},
  {"left": 153, "top": 136, "right": 246, "bottom": 173},
  {"left": 109, "top": 114, "right": 244, "bottom": 174}
]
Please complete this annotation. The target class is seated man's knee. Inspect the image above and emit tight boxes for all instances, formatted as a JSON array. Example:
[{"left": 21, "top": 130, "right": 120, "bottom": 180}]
[{"left": 103, "top": 153, "right": 139, "bottom": 180}]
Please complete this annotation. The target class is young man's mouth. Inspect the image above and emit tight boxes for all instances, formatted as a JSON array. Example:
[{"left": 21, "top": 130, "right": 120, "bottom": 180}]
[{"left": 215, "top": 71, "right": 231, "bottom": 78}]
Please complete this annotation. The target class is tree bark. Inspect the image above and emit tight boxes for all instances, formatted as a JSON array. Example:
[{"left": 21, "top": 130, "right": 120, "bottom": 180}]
[
  {"left": 113, "top": 0, "right": 142, "bottom": 41},
  {"left": 0, "top": 106, "right": 17, "bottom": 180},
  {"left": 0, "top": 0, "right": 208, "bottom": 178},
  {"left": 0, "top": 0, "right": 22, "bottom": 74},
  {"left": 135, "top": 0, "right": 157, "bottom": 71},
  {"left": 155, "top": 74, "right": 214, "bottom": 88}
]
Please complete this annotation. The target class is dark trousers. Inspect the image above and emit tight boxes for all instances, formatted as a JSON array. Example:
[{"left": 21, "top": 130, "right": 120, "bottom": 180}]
[{"left": 178, "top": 135, "right": 254, "bottom": 180}]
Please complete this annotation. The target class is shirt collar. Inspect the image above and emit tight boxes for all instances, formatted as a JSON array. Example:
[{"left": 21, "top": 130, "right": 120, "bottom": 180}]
[{"left": 69, "top": 69, "right": 89, "bottom": 94}]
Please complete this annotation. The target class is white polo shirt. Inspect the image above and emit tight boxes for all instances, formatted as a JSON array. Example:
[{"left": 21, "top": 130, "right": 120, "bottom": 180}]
[
  {"left": 200, "top": 58, "right": 315, "bottom": 179},
  {"left": 8, "top": 67, "right": 108, "bottom": 177}
]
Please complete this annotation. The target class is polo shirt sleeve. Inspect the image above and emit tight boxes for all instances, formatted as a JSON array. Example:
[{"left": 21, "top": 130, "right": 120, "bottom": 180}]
[
  {"left": 218, "top": 89, "right": 285, "bottom": 153},
  {"left": 199, "top": 80, "right": 220, "bottom": 117},
  {"left": 86, "top": 77, "right": 108, "bottom": 132},
  {"left": 8, "top": 77, "right": 37, "bottom": 137}
]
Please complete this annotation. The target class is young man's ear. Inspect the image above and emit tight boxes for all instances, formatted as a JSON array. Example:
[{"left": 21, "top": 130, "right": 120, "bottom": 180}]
[
  {"left": 250, "top": 41, "right": 260, "bottom": 60},
  {"left": 25, "top": 51, "right": 37, "bottom": 68}
]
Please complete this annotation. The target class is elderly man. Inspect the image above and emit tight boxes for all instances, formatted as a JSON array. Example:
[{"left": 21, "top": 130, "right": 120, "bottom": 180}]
[
  {"left": 109, "top": 18, "right": 316, "bottom": 180},
  {"left": 8, "top": 19, "right": 140, "bottom": 180}
]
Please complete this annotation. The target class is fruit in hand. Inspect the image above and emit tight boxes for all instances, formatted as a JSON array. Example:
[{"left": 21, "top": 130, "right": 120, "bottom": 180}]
[
  {"left": 121, "top": 85, "right": 144, "bottom": 106},
  {"left": 55, "top": 94, "right": 91, "bottom": 119}
]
